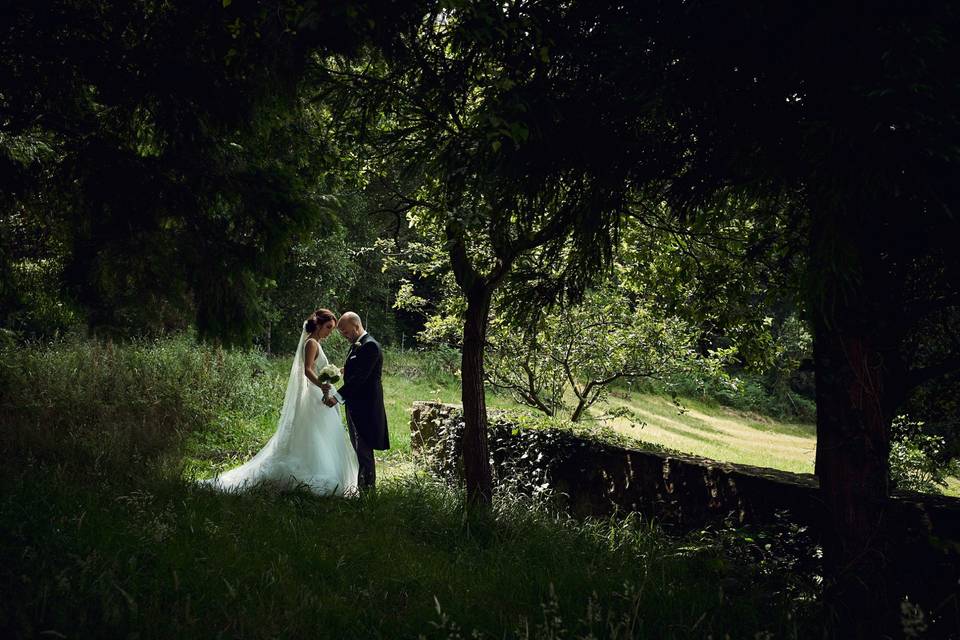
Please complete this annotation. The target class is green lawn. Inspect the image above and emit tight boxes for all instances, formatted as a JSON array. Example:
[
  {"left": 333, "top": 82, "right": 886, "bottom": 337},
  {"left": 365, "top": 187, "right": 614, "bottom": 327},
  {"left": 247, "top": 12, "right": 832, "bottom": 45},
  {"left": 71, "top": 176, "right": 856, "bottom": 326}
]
[
  {"left": 182, "top": 348, "right": 960, "bottom": 498},
  {"left": 945, "top": 476, "right": 960, "bottom": 497},
  {"left": 3, "top": 338, "right": 956, "bottom": 638},
  {"left": 31, "top": 338, "right": 960, "bottom": 637},
  {"left": 1, "top": 342, "right": 818, "bottom": 638},
  {"left": 183, "top": 349, "right": 529, "bottom": 483},
  {"left": 1, "top": 467, "right": 816, "bottom": 639},
  {"left": 599, "top": 392, "right": 817, "bottom": 474},
  {"left": 378, "top": 350, "right": 818, "bottom": 477},
  {"left": 597, "top": 391, "right": 960, "bottom": 496}
]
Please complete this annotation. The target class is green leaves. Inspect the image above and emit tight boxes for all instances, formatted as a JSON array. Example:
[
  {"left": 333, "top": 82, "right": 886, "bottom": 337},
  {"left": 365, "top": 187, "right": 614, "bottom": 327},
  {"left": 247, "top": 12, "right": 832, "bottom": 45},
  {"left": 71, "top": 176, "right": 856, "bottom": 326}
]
[
  {"left": 484, "top": 283, "right": 713, "bottom": 422},
  {"left": 393, "top": 279, "right": 429, "bottom": 312},
  {"left": 889, "top": 414, "right": 960, "bottom": 494},
  {"left": 0, "top": 1, "right": 427, "bottom": 344}
]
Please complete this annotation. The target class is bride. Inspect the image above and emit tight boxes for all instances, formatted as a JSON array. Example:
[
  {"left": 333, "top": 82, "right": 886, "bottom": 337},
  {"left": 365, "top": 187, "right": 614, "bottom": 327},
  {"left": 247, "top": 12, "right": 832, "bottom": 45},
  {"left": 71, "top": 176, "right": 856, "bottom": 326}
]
[{"left": 202, "top": 309, "right": 359, "bottom": 496}]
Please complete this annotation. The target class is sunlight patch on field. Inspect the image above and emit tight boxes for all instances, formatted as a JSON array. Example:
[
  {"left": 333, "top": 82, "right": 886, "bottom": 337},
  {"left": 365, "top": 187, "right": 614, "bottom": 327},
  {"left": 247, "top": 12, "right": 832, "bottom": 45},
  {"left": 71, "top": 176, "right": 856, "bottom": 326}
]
[
  {"left": 943, "top": 476, "right": 960, "bottom": 498},
  {"left": 598, "top": 393, "right": 817, "bottom": 475}
]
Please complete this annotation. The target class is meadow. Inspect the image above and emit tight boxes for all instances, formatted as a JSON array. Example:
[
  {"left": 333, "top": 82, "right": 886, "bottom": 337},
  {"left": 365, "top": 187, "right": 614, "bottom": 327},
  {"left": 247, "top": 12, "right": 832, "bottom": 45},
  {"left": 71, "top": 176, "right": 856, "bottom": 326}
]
[
  {"left": 181, "top": 342, "right": 819, "bottom": 484},
  {"left": 603, "top": 393, "right": 816, "bottom": 475},
  {"left": 0, "top": 336, "right": 823, "bottom": 638}
]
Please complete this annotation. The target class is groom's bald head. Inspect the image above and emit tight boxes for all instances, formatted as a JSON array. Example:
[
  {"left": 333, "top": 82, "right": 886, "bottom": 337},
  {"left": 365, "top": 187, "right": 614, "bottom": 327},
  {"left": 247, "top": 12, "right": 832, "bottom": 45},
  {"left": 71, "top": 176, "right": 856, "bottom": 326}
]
[
  {"left": 337, "top": 311, "right": 364, "bottom": 341},
  {"left": 339, "top": 311, "right": 361, "bottom": 329}
]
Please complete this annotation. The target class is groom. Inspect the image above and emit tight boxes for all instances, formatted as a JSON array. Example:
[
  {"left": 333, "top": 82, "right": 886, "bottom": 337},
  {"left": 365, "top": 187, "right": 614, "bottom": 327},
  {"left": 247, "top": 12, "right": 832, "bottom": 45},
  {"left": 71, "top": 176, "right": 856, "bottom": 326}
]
[{"left": 322, "top": 312, "right": 389, "bottom": 490}]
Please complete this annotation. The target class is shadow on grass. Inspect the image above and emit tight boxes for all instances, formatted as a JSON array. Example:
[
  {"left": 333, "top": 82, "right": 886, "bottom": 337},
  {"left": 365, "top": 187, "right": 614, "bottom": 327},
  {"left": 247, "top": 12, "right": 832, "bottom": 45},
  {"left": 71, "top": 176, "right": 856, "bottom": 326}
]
[{"left": 0, "top": 455, "right": 820, "bottom": 639}]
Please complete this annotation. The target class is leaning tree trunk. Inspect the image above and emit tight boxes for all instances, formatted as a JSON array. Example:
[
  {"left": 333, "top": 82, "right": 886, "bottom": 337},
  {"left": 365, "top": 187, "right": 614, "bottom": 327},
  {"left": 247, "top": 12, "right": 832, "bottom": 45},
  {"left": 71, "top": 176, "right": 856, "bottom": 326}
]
[
  {"left": 811, "top": 205, "right": 905, "bottom": 638},
  {"left": 460, "top": 284, "right": 494, "bottom": 506}
]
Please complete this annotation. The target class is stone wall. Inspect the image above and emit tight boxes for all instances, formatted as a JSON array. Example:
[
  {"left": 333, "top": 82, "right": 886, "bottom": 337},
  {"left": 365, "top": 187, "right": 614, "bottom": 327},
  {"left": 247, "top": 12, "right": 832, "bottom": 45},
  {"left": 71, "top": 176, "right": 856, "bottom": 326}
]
[
  {"left": 411, "top": 401, "right": 827, "bottom": 527},
  {"left": 410, "top": 401, "right": 960, "bottom": 610},
  {"left": 411, "top": 402, "right": 960, "bottom": 533}
]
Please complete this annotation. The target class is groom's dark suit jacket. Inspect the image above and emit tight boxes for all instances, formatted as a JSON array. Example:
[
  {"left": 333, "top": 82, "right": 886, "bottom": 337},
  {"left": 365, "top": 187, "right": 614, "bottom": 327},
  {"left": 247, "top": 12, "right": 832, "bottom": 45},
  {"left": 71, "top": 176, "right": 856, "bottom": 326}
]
[{"left": 338, "top": 333, "right": 389, "bottom": 450}]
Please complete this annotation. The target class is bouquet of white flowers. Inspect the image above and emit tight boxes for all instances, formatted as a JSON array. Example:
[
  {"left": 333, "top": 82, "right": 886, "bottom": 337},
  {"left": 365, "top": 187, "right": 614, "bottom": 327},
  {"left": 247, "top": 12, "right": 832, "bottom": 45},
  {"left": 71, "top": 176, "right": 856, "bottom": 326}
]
[{"left": 317, "top": 364, "right": 341, "bottom": 384}]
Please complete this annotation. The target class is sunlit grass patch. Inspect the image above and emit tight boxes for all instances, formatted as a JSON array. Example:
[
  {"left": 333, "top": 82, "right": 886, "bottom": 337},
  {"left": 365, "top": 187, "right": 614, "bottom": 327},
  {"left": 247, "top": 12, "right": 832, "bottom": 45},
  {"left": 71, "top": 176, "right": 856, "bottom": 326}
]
[
  {"left": 600, "top": 392, "right": 817, "bottom": 474},
  {"left": 943, "top": 476, "right": 960, "bottom": 498}
]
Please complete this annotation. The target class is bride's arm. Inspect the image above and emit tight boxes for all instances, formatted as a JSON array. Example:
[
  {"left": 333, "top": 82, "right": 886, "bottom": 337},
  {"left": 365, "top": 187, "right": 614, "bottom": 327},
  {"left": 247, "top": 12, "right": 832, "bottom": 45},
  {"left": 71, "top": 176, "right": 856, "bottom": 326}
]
[{"left": 303, "top": 341, "right": 326, "bottom": 390}]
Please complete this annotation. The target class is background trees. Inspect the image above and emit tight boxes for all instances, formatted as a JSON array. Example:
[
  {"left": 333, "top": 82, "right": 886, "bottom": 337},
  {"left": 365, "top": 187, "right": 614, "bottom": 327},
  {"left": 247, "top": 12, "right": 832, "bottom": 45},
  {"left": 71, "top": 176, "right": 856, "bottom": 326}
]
[
  {"left": 358, "top": 1, "right": 960, "bottom": 634},
  {"left": 317, "top": 4, "right": 630, "bottom": 502},
  {"left": 0, "top": 0, "right": 424, "bottom": 343},
  {"left": 484, "top": 284, "right": 715, "bottom": 423}
]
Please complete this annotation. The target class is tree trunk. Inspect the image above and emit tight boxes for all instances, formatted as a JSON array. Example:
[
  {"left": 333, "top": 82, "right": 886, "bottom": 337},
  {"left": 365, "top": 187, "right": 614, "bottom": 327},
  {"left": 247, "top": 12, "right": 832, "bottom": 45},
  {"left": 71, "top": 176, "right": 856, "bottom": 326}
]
[
  {"left": 570, "top": 390, "right": 590, "bottom": 423},
  {"left": 461, "top": 285, "right": 493, "bottom": 506},
  {"left": 814, "top": 322, "right": 901, "bottom": 637},
  {"left": 810, "top": 206, "right": 906, "bottom": 638}
]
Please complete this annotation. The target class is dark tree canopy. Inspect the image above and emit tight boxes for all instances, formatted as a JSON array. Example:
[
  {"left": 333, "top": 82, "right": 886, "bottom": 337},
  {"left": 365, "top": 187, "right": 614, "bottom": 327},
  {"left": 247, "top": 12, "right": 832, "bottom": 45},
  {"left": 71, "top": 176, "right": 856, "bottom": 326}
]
[
  {"left": 486, "top": 2, "right": 960, "bottom": 635},
  {"left": 0, "top": 0, "right": 425, "bottom": 343}
]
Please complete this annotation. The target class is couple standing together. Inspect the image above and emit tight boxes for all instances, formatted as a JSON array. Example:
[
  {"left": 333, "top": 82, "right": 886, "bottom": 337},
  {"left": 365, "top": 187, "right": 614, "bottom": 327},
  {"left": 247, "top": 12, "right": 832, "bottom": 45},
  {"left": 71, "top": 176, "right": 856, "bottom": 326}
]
[{"left": 205, "top": 309, "right": 388, "bottom": 496}]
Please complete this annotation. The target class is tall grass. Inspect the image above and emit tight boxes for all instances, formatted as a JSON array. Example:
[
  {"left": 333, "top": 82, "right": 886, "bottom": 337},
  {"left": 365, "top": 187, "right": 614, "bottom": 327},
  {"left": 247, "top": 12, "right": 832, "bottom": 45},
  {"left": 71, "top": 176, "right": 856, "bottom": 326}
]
[
  {"left": 0, "top": 334, "right": 276, "bottom": 473},
  {"left": 1, "top": 470, "right": 817, "bottom": 639},
  {"left": 0, "top": 336, "right": 820, "bottom": 638},
  {"left": 0, "top": 335, "right": 471, "bottom": 476}
]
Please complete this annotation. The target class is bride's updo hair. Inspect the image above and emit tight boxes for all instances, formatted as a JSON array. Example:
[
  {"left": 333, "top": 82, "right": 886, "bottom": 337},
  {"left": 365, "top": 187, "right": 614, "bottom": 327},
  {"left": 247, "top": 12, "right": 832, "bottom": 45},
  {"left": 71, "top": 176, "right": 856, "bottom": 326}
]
[{"left": 304, "top": 308, "right": 337, "bottom": 334}]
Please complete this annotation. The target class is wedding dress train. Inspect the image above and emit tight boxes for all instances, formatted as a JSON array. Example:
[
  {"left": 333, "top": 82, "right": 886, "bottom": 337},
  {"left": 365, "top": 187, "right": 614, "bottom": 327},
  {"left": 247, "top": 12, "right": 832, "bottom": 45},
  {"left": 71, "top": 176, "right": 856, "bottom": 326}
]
[{"left": 202, "top": 328, "right": 359, "bottom": 496}]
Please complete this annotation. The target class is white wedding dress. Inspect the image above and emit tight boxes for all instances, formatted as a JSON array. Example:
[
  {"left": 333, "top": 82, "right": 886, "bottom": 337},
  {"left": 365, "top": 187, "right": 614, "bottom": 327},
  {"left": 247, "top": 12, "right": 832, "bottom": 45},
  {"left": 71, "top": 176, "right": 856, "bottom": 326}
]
[{"left": 202, "top": 329, "right": 359, "bottom": 496}]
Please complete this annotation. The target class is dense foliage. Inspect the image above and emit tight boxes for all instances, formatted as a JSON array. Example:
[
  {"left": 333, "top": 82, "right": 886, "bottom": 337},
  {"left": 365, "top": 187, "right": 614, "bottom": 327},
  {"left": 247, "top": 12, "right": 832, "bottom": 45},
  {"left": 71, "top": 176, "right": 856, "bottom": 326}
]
[
  {"left": 0, "top": 1, "right": 425, "bottom": 344},
  {"left": 889, "top": 415, "right": 960, "bottom": 494}
]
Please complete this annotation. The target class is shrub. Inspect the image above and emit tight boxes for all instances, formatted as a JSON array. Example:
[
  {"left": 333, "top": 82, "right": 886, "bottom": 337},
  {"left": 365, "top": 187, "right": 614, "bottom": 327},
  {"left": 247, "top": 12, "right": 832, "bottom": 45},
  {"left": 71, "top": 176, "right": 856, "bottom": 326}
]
[
  {"left": 889, "top": 414, "right": 960, "bottom": 494},
  {"left": 637, "top": 370, "right": 817, "bottom": 423},
  {"left": 383, "top": 345, "right": 461, "bottom": 386}
]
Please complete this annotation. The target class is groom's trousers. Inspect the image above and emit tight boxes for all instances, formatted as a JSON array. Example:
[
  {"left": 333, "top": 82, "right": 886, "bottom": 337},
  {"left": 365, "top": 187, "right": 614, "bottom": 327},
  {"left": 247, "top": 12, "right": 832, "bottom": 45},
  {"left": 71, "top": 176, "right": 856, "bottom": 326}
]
[{"left": 346, "top": 412, "right": 376, "bottom": 490}]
